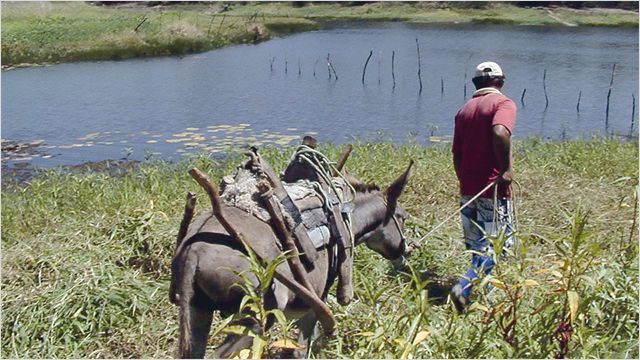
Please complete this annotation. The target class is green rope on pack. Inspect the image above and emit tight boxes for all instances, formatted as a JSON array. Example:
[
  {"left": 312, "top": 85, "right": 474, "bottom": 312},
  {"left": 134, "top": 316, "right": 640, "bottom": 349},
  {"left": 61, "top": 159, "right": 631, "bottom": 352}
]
[{"left": 291, "top": 145, "right": 356, "bottom": 247}]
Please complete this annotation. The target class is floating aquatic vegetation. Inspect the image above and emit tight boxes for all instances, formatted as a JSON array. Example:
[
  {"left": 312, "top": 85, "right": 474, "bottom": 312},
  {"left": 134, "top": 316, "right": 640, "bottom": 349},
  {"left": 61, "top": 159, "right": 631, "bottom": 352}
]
[
  {"left": 4, "top": 123, "right": 317, "bottom": 167},
  {"left": 78, "top": 132, "right": 100, "bottom": 141},
  {"left": 172, "top": 132, "right": 195, "bottom": 137},
  {"left": 11, "top": 156, "right": 32, "bottom": 162},
  {"left": 429, "top": 135, "right": 453, "bottom": 144}
]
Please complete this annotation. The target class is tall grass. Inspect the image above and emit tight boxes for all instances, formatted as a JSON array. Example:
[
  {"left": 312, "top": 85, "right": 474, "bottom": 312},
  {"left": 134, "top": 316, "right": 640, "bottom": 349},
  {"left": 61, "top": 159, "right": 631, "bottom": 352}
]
[{"left": 1, "top": 139, "right": 638, "bottom": 358}]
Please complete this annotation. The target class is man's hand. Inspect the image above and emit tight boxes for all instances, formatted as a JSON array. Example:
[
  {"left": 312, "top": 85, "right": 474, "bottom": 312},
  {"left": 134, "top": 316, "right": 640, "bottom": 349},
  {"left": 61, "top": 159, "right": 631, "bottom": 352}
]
[{"left": 499, "top": 169, "right": 514, "bottom": 184}]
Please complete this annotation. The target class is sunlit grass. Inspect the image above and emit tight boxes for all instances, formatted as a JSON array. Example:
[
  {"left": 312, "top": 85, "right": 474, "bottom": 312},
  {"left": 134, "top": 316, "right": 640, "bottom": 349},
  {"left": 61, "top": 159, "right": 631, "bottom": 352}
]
[{"left": 1, "top": 139, "right": 638, "bottom": 358}]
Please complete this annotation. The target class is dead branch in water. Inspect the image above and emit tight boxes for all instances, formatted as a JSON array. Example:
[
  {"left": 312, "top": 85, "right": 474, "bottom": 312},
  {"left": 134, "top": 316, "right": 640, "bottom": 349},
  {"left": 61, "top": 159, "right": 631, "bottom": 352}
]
[
  {"left": 362, "top": 50, "right": 373, "bottom": 85},
  {"left": 606, "top": 63, "right": 616, "bottom": 129},
  {"left": 378, "top": 51, "right": 383, "bottom": 85},
  {"left": 391, "top": 50, "right": 396, "bottom": 91},
  {"left": 630, "top": 93, "right": 636, "bottom": 136},
  {"left": 416, "top": 38, "right": 422, "bottom": 94},
  {"left": 328, "top": 53, "right": 338, "bottom": 80},
  {"left": 543, "top": 69, "right": 549, "bottom": 110},
  {"left": 576, "top": 90, "right": 582, "bottom": 113}
]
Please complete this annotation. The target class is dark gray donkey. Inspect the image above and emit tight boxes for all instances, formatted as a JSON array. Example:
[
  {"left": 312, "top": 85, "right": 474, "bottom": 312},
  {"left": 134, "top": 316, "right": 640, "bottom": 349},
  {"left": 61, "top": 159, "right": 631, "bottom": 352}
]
[{"left": 170, "top": 160, "right": 413, "bottom": 358}]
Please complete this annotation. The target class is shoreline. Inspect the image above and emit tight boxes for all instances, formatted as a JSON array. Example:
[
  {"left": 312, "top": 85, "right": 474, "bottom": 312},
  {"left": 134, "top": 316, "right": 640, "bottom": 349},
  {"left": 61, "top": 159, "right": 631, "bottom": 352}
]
[
  {"left": 2, "top": 137, "right": 637, "bottom": 188},
  {"left": 2, "top": 2, "right": 637, "bottom": 69}
]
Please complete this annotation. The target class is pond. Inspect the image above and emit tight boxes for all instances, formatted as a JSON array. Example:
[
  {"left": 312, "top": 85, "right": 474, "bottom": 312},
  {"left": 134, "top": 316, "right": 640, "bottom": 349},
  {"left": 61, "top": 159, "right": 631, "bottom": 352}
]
[{"left": 2, "top": 22, "right": 638, "bottom": 171}]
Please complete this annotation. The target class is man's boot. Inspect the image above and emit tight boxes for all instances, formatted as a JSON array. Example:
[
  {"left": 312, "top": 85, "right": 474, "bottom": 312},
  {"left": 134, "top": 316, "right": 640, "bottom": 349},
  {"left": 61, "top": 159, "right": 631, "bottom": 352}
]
[{"left": 450, "top": 254, "right": 495, "bottom": 313}]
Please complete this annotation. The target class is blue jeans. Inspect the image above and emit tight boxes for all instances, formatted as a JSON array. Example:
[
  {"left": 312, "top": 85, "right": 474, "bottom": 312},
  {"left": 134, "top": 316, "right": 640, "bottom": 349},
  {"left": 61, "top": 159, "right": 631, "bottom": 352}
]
[{"left": 452, "top": 196, "right": 515, "bottom": 306}]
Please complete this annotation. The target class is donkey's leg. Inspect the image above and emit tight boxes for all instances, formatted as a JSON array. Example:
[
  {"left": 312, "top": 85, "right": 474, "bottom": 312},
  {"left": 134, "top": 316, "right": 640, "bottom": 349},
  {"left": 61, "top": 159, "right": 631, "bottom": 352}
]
[
  {"left": 177, "top": 249, "right": 215, "bottom": 359},
  {"left": 295, "top": 311, "right": 319, "bottom": 359},
  {"left": 187, "top": 303, "right": 214, "bottom": 358}
]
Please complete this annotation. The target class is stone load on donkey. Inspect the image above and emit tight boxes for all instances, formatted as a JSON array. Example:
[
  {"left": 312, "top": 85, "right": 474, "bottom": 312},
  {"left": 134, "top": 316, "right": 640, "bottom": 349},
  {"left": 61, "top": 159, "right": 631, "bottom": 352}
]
[{"left": 170, "top": 138, "right": 413, "bottom": 358}]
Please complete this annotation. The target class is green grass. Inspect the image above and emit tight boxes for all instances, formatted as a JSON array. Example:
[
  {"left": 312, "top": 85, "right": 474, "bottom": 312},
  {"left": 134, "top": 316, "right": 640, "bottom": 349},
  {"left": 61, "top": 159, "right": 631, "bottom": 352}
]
[
  {"left": 0, "top": 2, "right": 319, "bottom": 66},
  {"left": 2, "top": 2, "right": 637, "bottom": 67},
  {"left": 1, "top": 139, "right": 638, "bottom": 358}
]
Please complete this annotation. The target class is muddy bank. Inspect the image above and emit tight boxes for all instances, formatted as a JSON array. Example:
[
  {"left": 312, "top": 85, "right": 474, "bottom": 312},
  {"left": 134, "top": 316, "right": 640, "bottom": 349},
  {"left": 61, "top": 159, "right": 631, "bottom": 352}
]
[{"left": 2, "top": 140, "right": 141, "bottom": 187}]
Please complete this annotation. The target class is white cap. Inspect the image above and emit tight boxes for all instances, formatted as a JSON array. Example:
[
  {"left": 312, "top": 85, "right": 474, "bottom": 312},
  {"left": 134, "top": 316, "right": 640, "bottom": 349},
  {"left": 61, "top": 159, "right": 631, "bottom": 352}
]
[{"left": 473, "top": 61, "right": 504, "bottom": 79}]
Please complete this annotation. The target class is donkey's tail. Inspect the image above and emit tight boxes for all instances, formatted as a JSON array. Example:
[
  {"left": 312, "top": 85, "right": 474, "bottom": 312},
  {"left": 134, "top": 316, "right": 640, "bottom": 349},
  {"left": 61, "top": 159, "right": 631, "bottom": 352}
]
[{"left": 177, "top": 254, "right": 198, "bottom": 358}]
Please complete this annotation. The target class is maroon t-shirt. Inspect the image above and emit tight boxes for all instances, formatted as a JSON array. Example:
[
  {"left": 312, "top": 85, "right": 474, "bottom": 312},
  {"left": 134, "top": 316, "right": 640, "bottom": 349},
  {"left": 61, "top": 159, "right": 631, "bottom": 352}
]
[{"left": 452, "top": 92, "right": 517, "bottom": 198}]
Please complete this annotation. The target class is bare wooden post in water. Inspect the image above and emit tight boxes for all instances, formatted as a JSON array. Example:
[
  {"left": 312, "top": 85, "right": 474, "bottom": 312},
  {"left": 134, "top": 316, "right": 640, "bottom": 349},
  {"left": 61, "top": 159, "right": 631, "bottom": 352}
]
[
  {"left": 416, "top": 38, "right": 423, "bottom": 94},
  {"left": 630, "top": 93, "right": 636, "bottom": 136},
  {"left": 328, "top": 53, "right": 338, "bottom": 80},
  {"left": 605, "top": 63, "right": 617, "bottom": 130},
  {"left": 378, "top": 51, "right": 383, "bottom": 85},
  {"left": 391, "top": 50, "right": 396, "bottom": 91},
  {"left": 362, "top": 50, "right": 373, "bottom": 85},
  {"left": 576, "top": 90, "right": 582, "bottom": 113},
  {"left": 543, "top": 69, "right": 549, "bottom": 110}
]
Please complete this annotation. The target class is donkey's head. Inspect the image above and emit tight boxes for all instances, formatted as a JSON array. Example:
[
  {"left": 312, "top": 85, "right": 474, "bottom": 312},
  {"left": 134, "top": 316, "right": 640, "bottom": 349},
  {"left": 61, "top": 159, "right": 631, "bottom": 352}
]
[{"left": 349, "top": 161, "right": 413, "bottom": 260}]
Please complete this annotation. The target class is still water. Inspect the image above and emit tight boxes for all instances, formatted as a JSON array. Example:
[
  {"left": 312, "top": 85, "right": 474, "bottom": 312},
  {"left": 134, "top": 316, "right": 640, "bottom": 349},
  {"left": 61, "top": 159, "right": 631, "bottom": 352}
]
[{"left": 2, "top": 22, "right": 638, "bottom": 168}]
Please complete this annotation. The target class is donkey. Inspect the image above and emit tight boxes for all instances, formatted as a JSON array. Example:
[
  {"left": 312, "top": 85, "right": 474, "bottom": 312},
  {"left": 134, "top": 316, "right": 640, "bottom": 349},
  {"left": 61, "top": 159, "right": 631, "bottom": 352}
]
[{"left": 171, "top": 161, "right": 413, "bottom": 358}]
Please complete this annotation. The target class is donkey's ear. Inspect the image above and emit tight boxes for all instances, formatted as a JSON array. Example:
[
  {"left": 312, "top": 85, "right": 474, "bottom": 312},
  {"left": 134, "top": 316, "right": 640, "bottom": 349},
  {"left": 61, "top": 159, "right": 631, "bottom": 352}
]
[{"left": 385, "top": 160, "right": 414, "bottom": 209}]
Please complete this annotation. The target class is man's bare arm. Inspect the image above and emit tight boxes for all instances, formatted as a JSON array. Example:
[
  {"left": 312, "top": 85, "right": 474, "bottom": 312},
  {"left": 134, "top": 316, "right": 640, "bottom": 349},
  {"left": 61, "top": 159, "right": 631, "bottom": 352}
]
[{"left": 492, "top": 124, "right": 513, "bottom": 184}]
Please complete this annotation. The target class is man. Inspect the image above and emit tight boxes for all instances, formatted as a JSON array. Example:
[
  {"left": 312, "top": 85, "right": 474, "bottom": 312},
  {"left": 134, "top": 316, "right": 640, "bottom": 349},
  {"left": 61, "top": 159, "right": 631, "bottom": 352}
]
[{"left": 450, "top": 61, "right": 517, "bottom": 311}]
